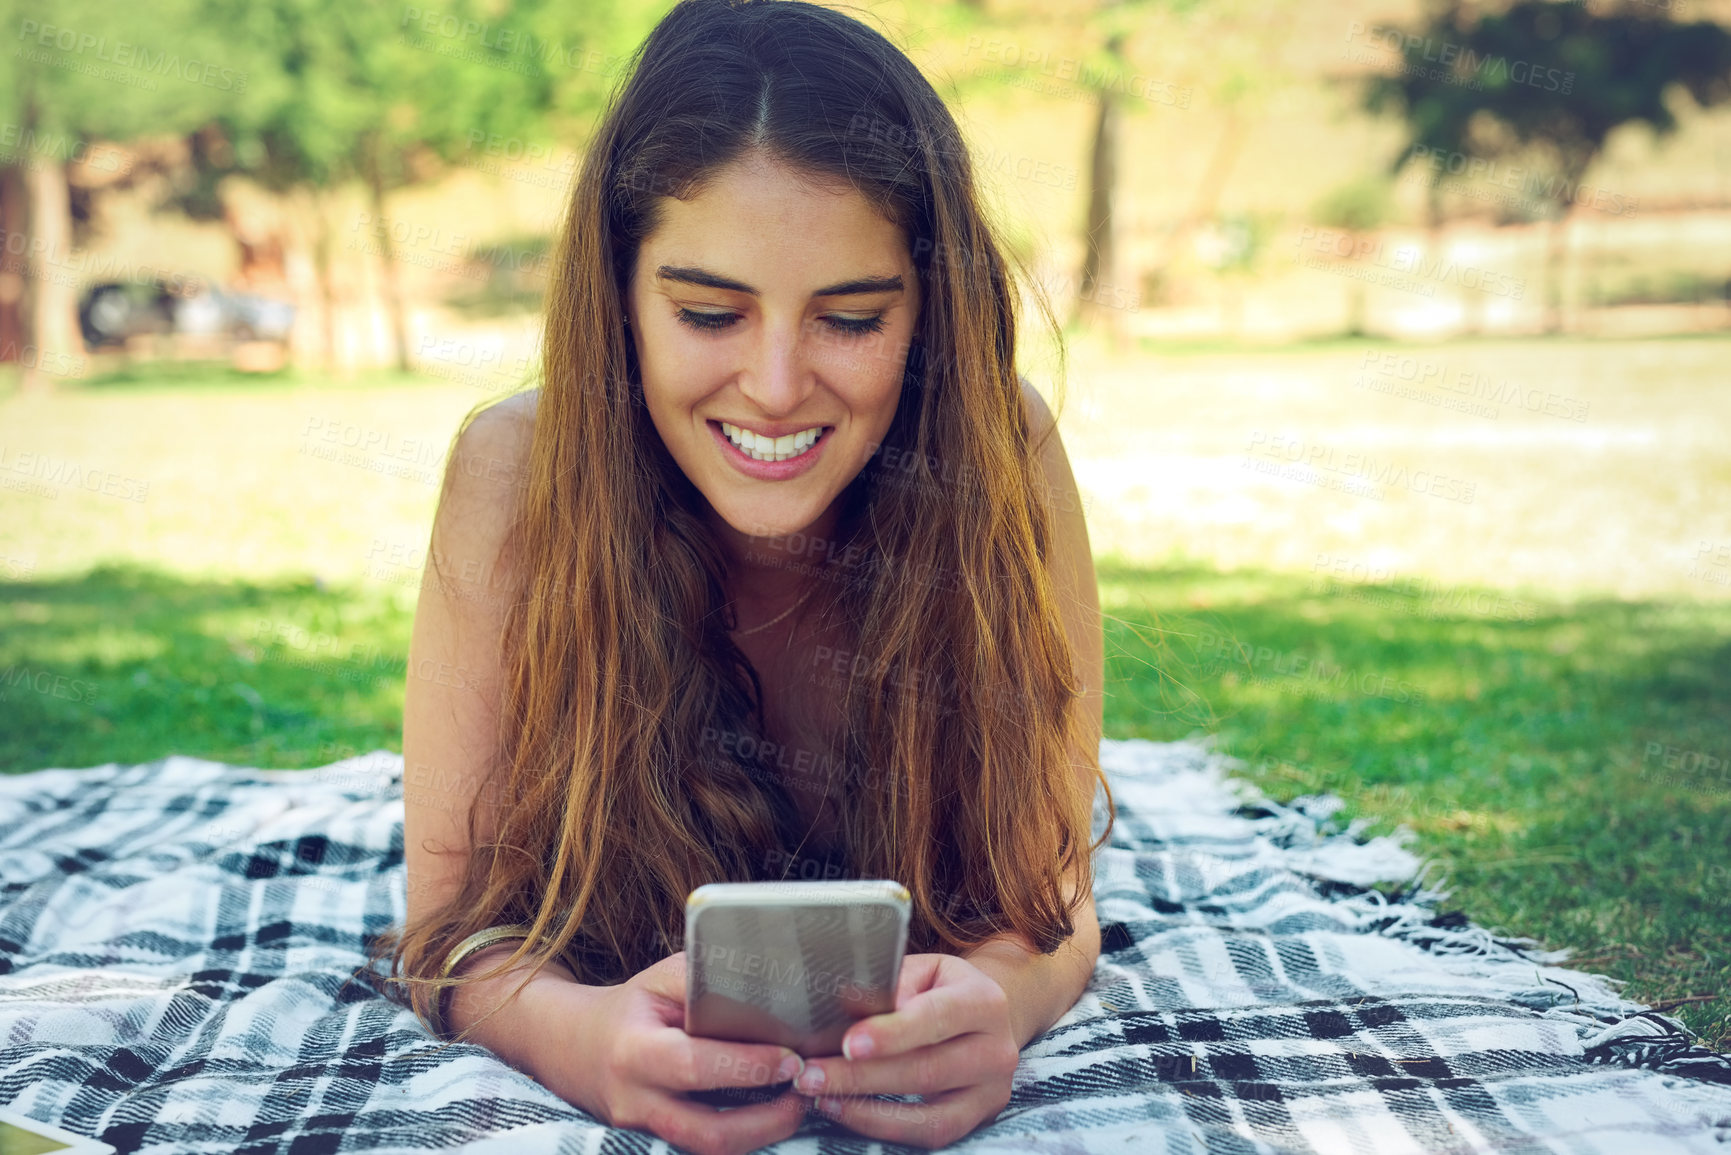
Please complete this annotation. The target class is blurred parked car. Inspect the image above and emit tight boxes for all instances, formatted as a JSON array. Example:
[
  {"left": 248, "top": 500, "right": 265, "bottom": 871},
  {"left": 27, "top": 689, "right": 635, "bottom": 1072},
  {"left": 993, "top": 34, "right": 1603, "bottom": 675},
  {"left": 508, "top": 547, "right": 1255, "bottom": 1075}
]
[{"left": 78, "top": 279, "right": 295, "bottom": 350}]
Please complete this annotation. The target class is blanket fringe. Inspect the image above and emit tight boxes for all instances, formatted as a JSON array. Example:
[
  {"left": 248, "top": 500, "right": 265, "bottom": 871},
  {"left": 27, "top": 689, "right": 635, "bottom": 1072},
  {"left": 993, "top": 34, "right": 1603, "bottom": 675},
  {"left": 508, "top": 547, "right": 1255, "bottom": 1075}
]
[
  {"left": 1582, "top": 1013, "right": 1731, "bottom": 1085},
  {"left": 1199, "top": 744, "right": 1731, "bottom": 1083}
]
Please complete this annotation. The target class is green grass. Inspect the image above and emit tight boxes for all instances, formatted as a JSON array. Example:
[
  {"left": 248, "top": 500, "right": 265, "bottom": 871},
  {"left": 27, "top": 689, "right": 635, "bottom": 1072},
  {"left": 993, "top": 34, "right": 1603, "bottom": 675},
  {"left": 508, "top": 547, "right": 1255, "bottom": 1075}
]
[
  {"left": 66, "top": 358, "right": 427, "bottom": 392},
  {"left": 2, "top": 556, "right": 1725, "bottom": 1049},
  {"left": 0, "top": 565, "right": 410, "bottom": 771},
  {"left": 1098, "top": 557, "right": 1731, "bottom": 1051}
]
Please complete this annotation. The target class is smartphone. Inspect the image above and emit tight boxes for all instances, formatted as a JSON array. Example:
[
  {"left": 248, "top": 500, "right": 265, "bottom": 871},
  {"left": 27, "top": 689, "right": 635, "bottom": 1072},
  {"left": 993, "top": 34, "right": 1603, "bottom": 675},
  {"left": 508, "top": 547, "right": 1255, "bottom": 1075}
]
[
  {"left": 0, "top": 1108, "right": 115, "bottom": 1155},
  {"left": 685, "top": 879, "right": 911, "bottom": 1059}
]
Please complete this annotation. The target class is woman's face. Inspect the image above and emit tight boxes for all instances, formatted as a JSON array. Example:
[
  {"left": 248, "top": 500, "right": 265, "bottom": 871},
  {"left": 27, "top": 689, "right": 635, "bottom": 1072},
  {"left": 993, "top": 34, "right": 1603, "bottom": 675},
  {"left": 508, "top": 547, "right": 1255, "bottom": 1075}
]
[{"left": 625, "top": 150, "right": 920, "bottom": 550}]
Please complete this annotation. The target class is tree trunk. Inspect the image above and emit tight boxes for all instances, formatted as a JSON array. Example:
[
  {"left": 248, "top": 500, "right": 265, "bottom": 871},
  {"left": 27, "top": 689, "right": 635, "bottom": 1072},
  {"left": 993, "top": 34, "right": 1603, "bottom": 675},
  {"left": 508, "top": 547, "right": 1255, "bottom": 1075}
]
[
  {"left": 1345, "top": 245, "right": 1368, "bottom": 338},
  {"left": 310, "top": 188, "right": 342, "bottom": 375},
  {"left": 21, "top": 156, "right": 82, "bottom": 390},
  {"left": 1542, "top": 215, "right": 1567, "bottom": 335},
  {"left": 1542, "top": 156, "right": 1592, "bottom": 336},
  {"left": 364, "top": 142, "right": 410, "bottom": 373},
  {"left": 0, "top": 164, "right": 27, "bottom": 370},
  {"left": 1078, "top": 86, "right": 1120, "bottom": 340}
]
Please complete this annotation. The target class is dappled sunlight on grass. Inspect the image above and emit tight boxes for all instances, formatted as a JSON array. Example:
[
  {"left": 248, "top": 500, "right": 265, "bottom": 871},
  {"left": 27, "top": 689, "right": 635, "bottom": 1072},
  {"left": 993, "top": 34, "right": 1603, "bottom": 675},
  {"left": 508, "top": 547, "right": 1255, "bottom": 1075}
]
[
  {"left": 0, "top": 565, "right": 411, "bottom": 772},
  {"left": 1100, "top": 559, "right": 1731, "bottom": 1048}
]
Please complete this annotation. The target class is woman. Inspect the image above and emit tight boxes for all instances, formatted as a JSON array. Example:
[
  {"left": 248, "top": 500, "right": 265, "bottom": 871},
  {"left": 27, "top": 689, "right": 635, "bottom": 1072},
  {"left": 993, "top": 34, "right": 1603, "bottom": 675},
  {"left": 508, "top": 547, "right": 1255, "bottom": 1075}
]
[{"left": 374, "top": 1, "right": 1111, "bottom": 1151}]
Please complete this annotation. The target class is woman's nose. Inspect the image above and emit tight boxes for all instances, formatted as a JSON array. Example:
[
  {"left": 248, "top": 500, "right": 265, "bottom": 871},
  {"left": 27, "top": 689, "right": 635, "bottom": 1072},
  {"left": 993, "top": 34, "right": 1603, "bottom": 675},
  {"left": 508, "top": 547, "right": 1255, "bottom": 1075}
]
[{"left": 737, "top": 316, "right": 815, "bottom": 415}]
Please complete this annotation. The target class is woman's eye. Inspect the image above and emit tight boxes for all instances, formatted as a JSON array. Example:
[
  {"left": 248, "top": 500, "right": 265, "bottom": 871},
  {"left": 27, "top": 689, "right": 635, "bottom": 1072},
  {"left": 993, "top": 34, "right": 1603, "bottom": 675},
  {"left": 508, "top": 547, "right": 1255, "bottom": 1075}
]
[
  {"left": 824, "top": 315, "right": 887, "bottom": 337},
  {"left": 674, "top": 310, "right": 886, "bottom": 337},
  {"left": 676, "top": 309, "right": 739, "bottom": 332}
]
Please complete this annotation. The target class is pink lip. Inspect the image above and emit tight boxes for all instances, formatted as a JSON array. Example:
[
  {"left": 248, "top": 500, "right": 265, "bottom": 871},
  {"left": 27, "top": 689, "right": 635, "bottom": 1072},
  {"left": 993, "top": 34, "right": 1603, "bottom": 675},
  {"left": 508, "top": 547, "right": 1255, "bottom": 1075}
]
[{"left": 707, "top": 420, "right": 831, "bottom": 481}]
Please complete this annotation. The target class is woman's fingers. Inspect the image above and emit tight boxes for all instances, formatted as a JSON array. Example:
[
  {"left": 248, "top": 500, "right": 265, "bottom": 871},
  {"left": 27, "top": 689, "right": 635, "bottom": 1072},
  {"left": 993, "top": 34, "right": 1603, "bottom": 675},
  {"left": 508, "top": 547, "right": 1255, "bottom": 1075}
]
[
  {"left": 791, "top": 955, "right": 1020, "bottom": 1147},
  {"left": 622, "top": 1087, "right": 808, "bottom": 1155},
  {"left": 848, "top": 982, "right": 973, "bottom": 1056},
  {"left": 795, "top": 1032, "right": 1013, "bottom": 1097},
  {"left": 811, "top": 1085, "right": 1006, "bottom": 1150},
  {"left": 841, "top": 956, "right": 1007, "bottom": 1060},
  {"left": 631, "top": 1028, "right": 804, "bottom": 1091},
  {"left": 634, "top": 950, "right": 688, "bottom": 1001}
]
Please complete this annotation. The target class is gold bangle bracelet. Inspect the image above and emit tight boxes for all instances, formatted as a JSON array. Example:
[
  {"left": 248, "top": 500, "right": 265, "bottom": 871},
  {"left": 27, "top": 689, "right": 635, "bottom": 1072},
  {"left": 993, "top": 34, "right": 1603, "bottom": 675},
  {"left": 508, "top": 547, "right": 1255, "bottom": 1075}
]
[{"left": 425, "top": 923, "right": 535, "bottom": 1041}]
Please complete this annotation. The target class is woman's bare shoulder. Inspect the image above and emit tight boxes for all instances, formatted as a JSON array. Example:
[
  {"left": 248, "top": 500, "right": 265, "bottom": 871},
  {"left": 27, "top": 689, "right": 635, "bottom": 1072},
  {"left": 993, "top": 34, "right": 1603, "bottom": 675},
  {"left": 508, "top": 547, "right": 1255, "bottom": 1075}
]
[
  {"left": 447, "top": 389, "right": 539, "bottom": 500},
  {"left": 461, "top": 387, "right": 540, "bottom": 459},
  {"left": 434, "top": 388, "right": 540, "bottom": 593},
  {"left": 1018, "top": 373, "right": 1058, "bottom": 445}
]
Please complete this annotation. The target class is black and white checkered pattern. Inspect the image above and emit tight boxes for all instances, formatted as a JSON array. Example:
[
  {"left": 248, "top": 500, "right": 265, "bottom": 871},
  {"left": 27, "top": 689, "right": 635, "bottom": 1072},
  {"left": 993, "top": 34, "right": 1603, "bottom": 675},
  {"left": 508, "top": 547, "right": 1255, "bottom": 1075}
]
[{"left": 1, "top": 738, "right": 1726, "bottom": 1153}]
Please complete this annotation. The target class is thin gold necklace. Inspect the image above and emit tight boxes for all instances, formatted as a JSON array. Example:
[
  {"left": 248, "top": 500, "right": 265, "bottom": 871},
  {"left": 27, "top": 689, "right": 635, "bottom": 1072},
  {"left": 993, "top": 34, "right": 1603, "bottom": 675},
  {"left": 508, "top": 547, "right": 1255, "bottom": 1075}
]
[{"left": 730, "top": 585, "right": 815, "bottom": 638}]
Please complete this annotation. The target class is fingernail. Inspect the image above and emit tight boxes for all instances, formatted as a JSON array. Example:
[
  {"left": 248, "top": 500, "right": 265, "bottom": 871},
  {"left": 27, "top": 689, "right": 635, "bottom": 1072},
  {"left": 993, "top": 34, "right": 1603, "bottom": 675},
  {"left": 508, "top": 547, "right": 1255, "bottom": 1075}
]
[
  {"left": 842, "top": 1033, "right": 873, "bottom": 1060},
  {"left": 818, "top": 1096, "right": 844, "bottom": 1116},
  {"left": 776, "top": 1053, "right": 804, "bottom": 1082},
  {"left": 794, "top": 1063, "right": 824, "bottom": 1094}
]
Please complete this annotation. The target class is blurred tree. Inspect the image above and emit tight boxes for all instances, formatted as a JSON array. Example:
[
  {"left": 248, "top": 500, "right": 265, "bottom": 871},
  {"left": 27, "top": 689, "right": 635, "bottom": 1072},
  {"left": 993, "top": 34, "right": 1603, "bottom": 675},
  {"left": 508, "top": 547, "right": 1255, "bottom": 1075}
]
[
  {"left": 180, "top": 0, "right": 656, "bottom": 371},
  {"left": 0, "top": 0, "right": 245, "bottom": 386},
  {"left": 934, "top": 0, "right": 1302, "bottom": 337},
  {"left": 936, "top": 0, "right": 1225, "bottom": 340},
  {"left": 1363, "top": 0, "right": 1731, "bottom": 332},
  {"left": 1078, "top": 26, "right": 1128, "bottom": 339}
]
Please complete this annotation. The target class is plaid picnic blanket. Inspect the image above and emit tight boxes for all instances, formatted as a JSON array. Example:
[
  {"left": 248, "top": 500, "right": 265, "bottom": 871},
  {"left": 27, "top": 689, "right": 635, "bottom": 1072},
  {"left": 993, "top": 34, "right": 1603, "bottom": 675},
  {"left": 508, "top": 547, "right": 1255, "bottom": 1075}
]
[{"left": 1, "top": 737, "right": 1727, "bottom": 1154}]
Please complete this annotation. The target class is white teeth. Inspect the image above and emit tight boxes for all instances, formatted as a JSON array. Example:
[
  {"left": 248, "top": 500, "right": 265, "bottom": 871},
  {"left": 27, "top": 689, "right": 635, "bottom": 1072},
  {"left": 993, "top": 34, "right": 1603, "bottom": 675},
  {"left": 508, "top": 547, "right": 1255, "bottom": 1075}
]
[{"left": 719, "top": 421, "right": 826, "bottom": 463}]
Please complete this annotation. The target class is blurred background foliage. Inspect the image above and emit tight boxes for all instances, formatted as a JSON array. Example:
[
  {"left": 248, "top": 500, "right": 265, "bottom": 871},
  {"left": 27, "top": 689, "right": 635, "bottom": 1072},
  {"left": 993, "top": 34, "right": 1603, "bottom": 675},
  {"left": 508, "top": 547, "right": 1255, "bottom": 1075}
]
[{"left": 4, "top": 0, "right": 1731, "bottom": 373}]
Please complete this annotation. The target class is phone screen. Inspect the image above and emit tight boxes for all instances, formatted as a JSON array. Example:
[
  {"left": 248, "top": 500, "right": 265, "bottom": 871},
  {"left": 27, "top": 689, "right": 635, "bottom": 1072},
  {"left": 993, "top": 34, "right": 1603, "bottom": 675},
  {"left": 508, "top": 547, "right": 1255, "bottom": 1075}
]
[
  {"left": 0, "top": 1120, "right": 78, "bottom": 1155},
  {"left": 685, "top": 880, "right": 910, "bottom": 1058},
  {"left": 0, "top": 1110, "right": 114, "bottom": 1155}
]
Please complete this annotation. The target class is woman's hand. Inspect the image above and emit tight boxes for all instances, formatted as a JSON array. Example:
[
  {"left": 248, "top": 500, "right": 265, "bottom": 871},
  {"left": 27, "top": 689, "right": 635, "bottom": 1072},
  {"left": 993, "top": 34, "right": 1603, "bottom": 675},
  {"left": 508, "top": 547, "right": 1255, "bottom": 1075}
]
[
  {"left": 531, "top": 951, "right": 809, "bottom": 1155},
  {"left": 790, "top": 953, "right": 1020, "bottom": 1148}
]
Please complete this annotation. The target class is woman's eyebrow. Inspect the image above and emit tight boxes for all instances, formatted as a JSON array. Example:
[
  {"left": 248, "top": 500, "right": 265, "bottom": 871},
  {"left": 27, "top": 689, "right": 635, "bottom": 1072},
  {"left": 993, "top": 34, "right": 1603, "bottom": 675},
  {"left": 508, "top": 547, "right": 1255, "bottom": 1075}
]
[{"left": 656, "top": 265, "right": 903, "bottom": 297}]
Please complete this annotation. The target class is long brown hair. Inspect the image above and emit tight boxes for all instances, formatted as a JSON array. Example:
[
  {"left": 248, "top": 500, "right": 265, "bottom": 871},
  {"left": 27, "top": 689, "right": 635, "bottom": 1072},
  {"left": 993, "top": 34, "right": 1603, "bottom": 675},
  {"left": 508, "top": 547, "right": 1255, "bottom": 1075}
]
[{"left": 373, "top": 0, "right": 1113, "bottom": 1035}]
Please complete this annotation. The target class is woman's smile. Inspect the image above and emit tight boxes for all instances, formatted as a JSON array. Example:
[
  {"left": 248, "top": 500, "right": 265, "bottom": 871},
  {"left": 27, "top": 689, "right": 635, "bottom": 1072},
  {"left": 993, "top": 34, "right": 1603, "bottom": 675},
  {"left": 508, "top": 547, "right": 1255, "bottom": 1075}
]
[{"left": 708, "top": 419, "right": 833, "bottom": 479}]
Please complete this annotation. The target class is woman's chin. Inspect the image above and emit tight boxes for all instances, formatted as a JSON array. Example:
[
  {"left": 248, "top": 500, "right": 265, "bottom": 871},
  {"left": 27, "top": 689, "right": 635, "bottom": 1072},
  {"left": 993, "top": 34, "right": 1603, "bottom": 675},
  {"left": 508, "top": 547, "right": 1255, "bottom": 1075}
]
[
  {"left": 704, "top": 495, "right": 838, "bottom": 547},
  {"left": 718, "top": 510, "right": 815, "bottom": 543}
]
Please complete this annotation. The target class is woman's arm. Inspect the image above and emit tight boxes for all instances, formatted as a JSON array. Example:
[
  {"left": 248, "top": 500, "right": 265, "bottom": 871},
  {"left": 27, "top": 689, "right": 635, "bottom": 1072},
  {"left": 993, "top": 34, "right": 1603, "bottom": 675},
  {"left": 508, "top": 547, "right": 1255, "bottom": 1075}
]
[
  {"left": 961, "top": 897, "right": 1101, "bottom": 1049},
  {"left": 402, "top": 393, "right": 533, "bottom": 937},
  {"left": 403, "top": 392, "right": 600, "bottom": 1055}
]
